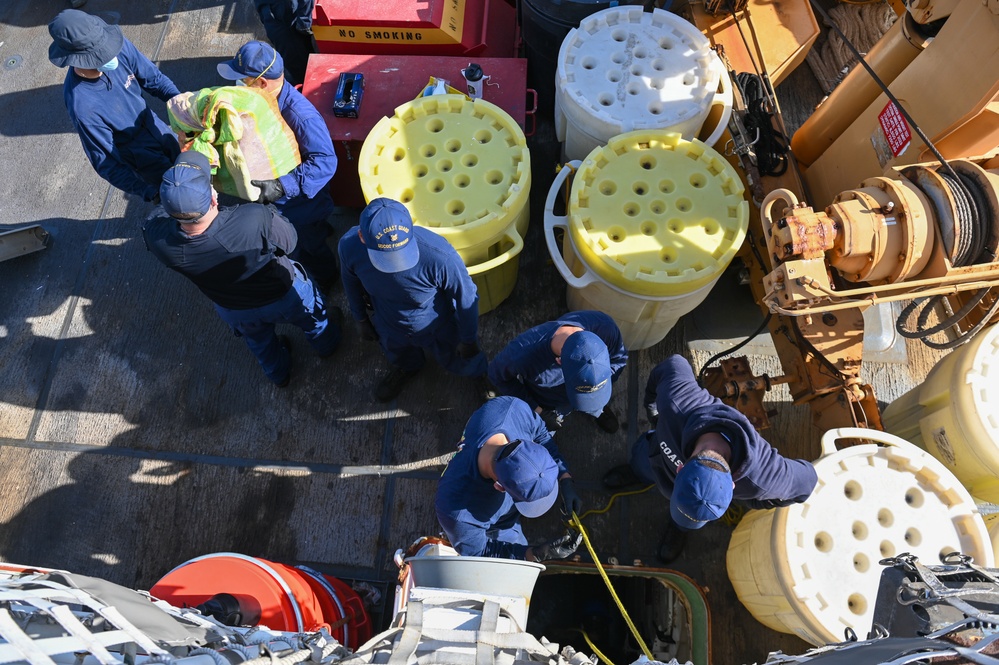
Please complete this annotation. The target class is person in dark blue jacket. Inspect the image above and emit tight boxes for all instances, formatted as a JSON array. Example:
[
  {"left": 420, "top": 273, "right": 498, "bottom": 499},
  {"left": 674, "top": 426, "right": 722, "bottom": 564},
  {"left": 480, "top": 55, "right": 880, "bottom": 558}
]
[
  {"left": 142, "top": 152, "right": 342, "bottom": 387},
  {"left": 436, "top": 397, "right": 583, "bottom": 560},
  {"left": 488, "top": 311, "right": 627, "bottom": 434},
  {"left": 252, "top": 0, "right": 315, "bottom": 87},
  {"left": 49, "top": 10, "right": 180, "bottom": 203},
  {"left": 603, "top": 355, "right": 818, "bottom": 563},
  {"left": 216, "top": 41, "right": 338, "bottom": 290},
  {"left": 339, "top": 198, "right": 488, "bottom": 401}
]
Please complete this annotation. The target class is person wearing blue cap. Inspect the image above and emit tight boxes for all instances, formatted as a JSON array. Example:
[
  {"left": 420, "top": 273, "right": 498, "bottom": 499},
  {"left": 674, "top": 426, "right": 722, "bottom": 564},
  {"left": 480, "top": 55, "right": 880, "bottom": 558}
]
[
  {"left": 142, "top": 151, "right": 343, "bottom": 387},
  {"left": 338, "top": 198, "right": 488, "bottom": 402},
  {"left": 252, "top": 0, "right": 316, "bottom": 86},
  {"left": 435, "top": 397, "right": 584, "bottom": 560},
  {"left": 216, "top": 41, "right": 338, "bottom": 290},
  {"left": 48, "top": 10, "right": 181, "bottom": 203},
  {"left": 603, "top": 355, "right": 817, "bottom": 563},
  {"left": 488, "top": 312, "right": 627, "bottom": 435}
]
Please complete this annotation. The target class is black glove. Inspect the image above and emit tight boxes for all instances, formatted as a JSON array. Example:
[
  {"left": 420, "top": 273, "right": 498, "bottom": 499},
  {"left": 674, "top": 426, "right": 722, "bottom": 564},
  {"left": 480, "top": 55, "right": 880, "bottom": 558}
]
[
  {"left": 456, "top": 340, "right": 480, "bottom": 360},
  {"left": 559, "top": 477, "right": 583, "bottom": 518},
  {"left": 540, "top": 409, "right": 562, "bottom": 433},
  {"left": 251, "top": 178, "right": 285, "bottom": 204},
  {"left": 532, "top": 529, "right": 583, "bottom": 562},
  {"left": 645, "top": 403, "right": 659, "bottom": 428},
  {"left": 359, "top": 317, "right": 379, "bottom": 342}
]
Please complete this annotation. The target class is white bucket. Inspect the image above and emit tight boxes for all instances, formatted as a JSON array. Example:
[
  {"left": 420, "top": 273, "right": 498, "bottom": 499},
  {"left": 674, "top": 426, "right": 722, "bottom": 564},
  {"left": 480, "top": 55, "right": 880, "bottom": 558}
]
[
  {"left": 554, "top": 6, "right": 732, "bottom": 161},
  {"left": 727, "top": 428, "right": 994, "bottom": 646},
  {"left": 543, "top": 132, "right": 748, "bottom": 350}
]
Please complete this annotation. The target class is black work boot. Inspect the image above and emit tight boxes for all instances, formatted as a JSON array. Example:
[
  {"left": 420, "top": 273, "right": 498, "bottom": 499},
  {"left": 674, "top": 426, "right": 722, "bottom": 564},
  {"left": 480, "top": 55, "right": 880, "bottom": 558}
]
[
  {"left": 594, "top": 405, "right": 620, "bottom": 433},
  {"left": 602, "top": 464, "right": 644, "bottom": 491},
  {"left": 375, "top": 366, "right": 420, "bottom": 402},
  {"left": 657, "top": 519, "right": 689, "bottom": 565}
]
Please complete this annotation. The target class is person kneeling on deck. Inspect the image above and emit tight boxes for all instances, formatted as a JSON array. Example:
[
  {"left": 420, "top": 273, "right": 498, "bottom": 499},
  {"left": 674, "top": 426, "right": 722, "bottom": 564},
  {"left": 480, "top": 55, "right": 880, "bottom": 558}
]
[
  {"left": 435, "top": 397, "right": 584, "bottom": 561},
  {"left": 143, "top": 151, "right": 343, "bottom": 387},
  {"left": 217, "top": 41, "right": 339, "bottom": 291},
  {"left": 339, "top": 198, "right": 488, "bottom": 402},
  {"left": 488, "top": 311, "right": 627, "bottom": 435},
  {"left": 603, "top": 355, "right": 817, "bottom": 564}
]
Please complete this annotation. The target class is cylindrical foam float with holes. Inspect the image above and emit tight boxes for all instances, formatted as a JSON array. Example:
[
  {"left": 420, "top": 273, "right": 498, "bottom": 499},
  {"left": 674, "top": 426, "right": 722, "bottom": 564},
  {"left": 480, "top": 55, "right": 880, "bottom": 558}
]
[
  {"left": 554, "top": 6, "right": 732, "bottom": 161},
  {"left": 359, "top": 95, "right": 530, "bottom": 315},
  {"left": 883, "top": 323, "right": 999, "bottom": 503},
  {"left": 544, "top": 131, "right": 747, "bottom": 350},
  {"left": 726, "top": 428, "right": 993, "bottom": 646}
]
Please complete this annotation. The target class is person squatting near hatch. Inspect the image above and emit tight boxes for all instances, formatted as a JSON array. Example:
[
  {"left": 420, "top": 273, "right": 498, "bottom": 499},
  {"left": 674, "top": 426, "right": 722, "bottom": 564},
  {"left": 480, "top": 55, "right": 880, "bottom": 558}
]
[
  {"left": 435, "top": 397, "right": 584, "bottom": 561},
  {"left": 603, "top": 355, "right": 818, "bottom": 564},
  {"left": 339, "top": 198, "right": 489, "bottom": 402},
  {"left": 488, "top": 311, "right": 627, "bottom": 436},
  {"left": 49, "top": 10, "right": 180, "bottom": 204},
  {"left": 251, "top": 0, "right": 316, "bottom": 87},
  {"left": 216, "top": 41, "right": 339, "bottom": 290},
  {"left": 142, "top": 152, "right": 343, "bottom": 387}
]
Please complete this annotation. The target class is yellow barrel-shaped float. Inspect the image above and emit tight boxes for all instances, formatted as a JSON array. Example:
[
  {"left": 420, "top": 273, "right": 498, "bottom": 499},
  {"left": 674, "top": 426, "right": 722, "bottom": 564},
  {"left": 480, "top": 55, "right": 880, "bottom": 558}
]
[
  {"left": 727, "top": 428, "right": 993, "bottom": 646},
  {"left": 882, "top": 323, "right": 999, "bottom": 502},
  {"left": 543, "top": 131, "right": 748, "bottom": 350},
  {"left": 359, "top": 95, "right": 531, "bottom": 314}
]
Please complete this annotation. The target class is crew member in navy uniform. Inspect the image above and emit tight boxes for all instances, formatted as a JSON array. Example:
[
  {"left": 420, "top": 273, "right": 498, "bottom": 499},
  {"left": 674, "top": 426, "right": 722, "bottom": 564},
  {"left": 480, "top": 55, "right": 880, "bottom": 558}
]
[
  {"left": 217, "top": 41, "right": 338, "bottom": 290},
  {"left": 488, "top": 311, "right": 627, "bottom": 434},
  {"left": 49, "top": 9, "right": 180, "bottom": 203},
  {"left": 603, "top": 355, "right": 818, "bottom": 563},
  {"left": 143, "top": 152, "right": 342, "bottom": 387},
  {"left": 435, "top": 397, "right": 583, "bottom": 561},
  {"left": 338, "top": 198, "right": 488, "bottom": 402},
  {"left": 251, "top": 0, "right": 316, "bottom": 87}
]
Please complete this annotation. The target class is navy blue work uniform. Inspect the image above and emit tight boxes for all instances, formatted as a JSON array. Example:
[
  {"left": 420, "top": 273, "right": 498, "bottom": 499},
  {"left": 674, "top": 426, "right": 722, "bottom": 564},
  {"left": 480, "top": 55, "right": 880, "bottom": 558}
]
[
  {"left": 272, "top": 80, "right": 338, "bottom": 286},
  {"left": 253, "top": 0, "right": 315, "bottom": 86},
  {"left": 488, "top": 311, "right": 627, "bottom": 417},
  {"left": 143, "top": 204, "right": 341, "bottom": 384},
  {"left": 339, "top": 226, "right": 487, "bottom": 377},
  {"left": 632, "top": 355, "right": 817, "bottom": 509},
  {"left": 64, "top": 38, "right": 180, "bottom": 202},
  {"left": 435, "top": 397, "right": 569, "bottom": 558}
]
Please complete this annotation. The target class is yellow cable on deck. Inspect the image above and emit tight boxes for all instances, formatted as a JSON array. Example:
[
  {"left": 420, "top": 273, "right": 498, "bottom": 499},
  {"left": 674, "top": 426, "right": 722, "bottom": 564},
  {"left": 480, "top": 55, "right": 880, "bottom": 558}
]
[
  {"left": 568, "top": 510, "right": 654, "bottom": 661},
  {"left": 576, "top": 629, "right": 616, "bottom": 665}
]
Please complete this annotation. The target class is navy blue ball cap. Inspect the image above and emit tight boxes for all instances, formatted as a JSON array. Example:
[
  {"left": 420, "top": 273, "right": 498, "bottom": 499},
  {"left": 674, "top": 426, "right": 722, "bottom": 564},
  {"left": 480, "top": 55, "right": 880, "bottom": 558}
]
[
  {"left": 562, "top": 331, "right": 613, "bottom": 417},
  {"left": 670, "top": 453, "right": 733, "bottom": 530},
  {"left": 494, "top": 440, "right": 560, "bottom": 519},
  {"left": 48, "top": 9, "right": 123, "bottom": 69},
  {"left": 160, "top": 152, "right": 214, "bottom": 220},
  {"left": 217, "top": 41, "right": 284, "bottom": 81},
  {"left": 359, "top": 198, "right": 421, "bottom": 273}
]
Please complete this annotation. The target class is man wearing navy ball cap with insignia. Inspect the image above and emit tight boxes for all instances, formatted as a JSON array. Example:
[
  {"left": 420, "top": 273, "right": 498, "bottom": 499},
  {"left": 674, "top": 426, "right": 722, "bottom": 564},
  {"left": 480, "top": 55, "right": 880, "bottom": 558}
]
[{"left": 339, "top": 198, "right": 488, "bottom": 402}]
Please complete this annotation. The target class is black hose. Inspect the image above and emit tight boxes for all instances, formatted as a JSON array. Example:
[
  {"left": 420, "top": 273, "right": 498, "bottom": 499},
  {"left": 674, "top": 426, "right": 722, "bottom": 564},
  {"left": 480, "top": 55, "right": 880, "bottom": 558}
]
[
  {"left": 895, "top": 166, "right": 997, "bottom": 348},
  {"left": 734, "top": 73, "right": 788, "bottom": 177},
  {"left": 697, "top": 311, "right": 774, "bottom": 387}
]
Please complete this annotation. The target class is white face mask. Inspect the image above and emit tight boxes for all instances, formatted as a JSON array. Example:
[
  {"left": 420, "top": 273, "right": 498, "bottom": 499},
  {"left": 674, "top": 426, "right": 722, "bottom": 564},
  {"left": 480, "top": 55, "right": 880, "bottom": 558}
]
[
  {"left": 235, "top": 79, "right": 247, "bottom": 86},
  {"left": 98, "top": 56, "right": 119, "bottom": 72}
]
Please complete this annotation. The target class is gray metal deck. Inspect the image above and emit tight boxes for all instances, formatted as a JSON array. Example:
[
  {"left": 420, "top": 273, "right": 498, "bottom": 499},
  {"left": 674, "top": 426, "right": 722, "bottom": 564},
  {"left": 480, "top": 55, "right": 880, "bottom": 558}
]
[{"left": 0, "top": 1, "right": 940, "bottom": 663}]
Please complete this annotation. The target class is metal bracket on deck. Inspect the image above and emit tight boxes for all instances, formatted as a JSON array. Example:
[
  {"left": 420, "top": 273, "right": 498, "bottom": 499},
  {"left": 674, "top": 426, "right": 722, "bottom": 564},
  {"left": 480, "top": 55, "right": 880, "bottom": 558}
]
[{"left": 0, "top": 224, "right": 50, "bottom": 262}]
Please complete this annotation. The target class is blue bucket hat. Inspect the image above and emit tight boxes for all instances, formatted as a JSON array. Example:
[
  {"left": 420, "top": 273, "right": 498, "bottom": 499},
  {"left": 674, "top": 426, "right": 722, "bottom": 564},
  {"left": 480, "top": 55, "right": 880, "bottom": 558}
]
[
  {"left": 359, "top": 198, "right": 421, "bottom": 273},
  {"left": 670, "top": 453, "right": 733, "bottom": 530},
  {"left": 494, "top": 440, "right": 560, "bottom": 519},
  {"left": 48, "top": 10, "right": 123, "bottom": 70},
  {"left": 160, "top": 152, "right": 214, "bottom": 220},
  {"left": 217, "top": 41, "right": 284, "bottom": 81},
  {"left": 561, "top": 331, "right": 612, "bottom": 417}
]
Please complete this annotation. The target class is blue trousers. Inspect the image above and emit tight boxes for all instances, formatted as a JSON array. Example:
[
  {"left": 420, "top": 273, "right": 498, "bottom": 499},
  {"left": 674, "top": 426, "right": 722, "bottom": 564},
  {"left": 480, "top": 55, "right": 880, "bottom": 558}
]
[
  {"left": 380, "top": 315, "right": 486, "bottom": 377},
  {"left": 275, "top": 192, "right": 337, "bottom": 286},
  {"left": 215, "top": 268, "right": 340, "bottom": 384}
]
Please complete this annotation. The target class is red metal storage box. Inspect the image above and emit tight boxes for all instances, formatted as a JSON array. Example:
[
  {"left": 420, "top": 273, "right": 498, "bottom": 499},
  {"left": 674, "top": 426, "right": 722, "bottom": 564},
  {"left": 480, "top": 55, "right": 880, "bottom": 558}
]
[
  {"left": 303, "top": 54, "right": 530, "bottom": 208},
  {"left": 313, "top": 0, "right": 517, "bottom": 57}
]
